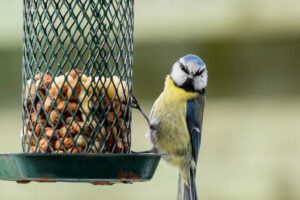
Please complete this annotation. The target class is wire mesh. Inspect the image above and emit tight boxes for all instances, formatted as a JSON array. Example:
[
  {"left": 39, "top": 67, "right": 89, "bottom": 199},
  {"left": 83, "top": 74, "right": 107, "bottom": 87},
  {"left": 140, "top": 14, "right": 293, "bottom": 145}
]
[{"left": 22, "top": 0, "right": 134, "bottom": 154}]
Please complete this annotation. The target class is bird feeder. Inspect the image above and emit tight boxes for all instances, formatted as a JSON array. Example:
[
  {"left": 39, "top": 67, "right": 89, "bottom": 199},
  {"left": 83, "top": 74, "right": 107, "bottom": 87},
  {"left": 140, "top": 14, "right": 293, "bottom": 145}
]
[{"left": 0, "top": 0, "right": 160, "bottom": 184}]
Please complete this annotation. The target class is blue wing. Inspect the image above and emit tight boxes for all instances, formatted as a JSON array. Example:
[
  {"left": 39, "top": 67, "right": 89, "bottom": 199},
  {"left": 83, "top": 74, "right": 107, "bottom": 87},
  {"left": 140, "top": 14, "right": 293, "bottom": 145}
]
[{"left": 186, "top": 96, "right": 205, "bottom": 164}]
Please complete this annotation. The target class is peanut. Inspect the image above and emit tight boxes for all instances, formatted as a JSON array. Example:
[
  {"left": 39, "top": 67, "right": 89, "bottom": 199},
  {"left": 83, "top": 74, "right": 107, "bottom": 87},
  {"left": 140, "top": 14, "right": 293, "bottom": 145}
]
[
  {"left": 39, "top": 138, "right": 48, "bottom": 152},
  {"left": 50, "top": 75, "right": 70, "bottom": 98},
  {"left": 43, "top": 74, "right": 52, "bottom": 87},
  {"left": 69, "top": 123, "right": 78, "bottom": 136},
  {"left": 56, "top": 99, "right": 65, "bottom": 111},
  {"left": 107, "top": 112, "right": 115, "bottom": 123},
  {"left": 107, "top": 126, "right": 118, "bottom": 137},
  {"left": 100, "top": 126, "right": 107, "bottom": 138},
  {"left": 65, "top": 116, "right": 80, "bottom": 124},
  {"left": 68, "top": 102, "right": 78, "bottom": 113},
  {"left": 67, "top": 78, "right": 82, "bottom": 100},
  {"left": 54, "top": 139, "right": 61, "bottom": 150},
  {"left": 107, "top": 135, "right": 114, "bottom": 148},
  {"left": 30, "top": 113, "right": 45, "bottom": 135},
  {"left": 68, "top": 147, "right": 83, "bottom": 154},
  {"left": 34, "top": 73, "right": 42, "bottom": 81},
  {"left": 36, "top": 101, "right": 42, "bottom": 113},
  {"left": 118, "top": 119, "right": 127, "bottom": 133},
  {"left": 117, "top": 138, "right": 124, "bottom": 151},
  {"left": 34, "top": 123, "right": 41, "bottom": 136},
  {"left": 63, "top": 137, "right": 73, "bottom": 149},
  {"left": 59, "top": 126, "right": 67, "bottom": 138},
  {"left": 69, "top": 69, "right": 78, "bottom": 80},
  {"left": 30, "top": 112, "right": 38, "bottom": 122},
  {"left": 104, "top": 76, "right": 129, "bottom": 101},
  {"left": 44, "top": 96, "right": 52, "bottom": 112},
  {"left": 30, "top": 145, "right": 39, "bottom": 153},
  {"left": 91, "top": 140, "right": 101, "bottom": 153},
  {"left": 45, "top": 127, "right": 55, "bottom": 138},
  {"left": 76, "top": 135, "right": 87, "bottom": 147},
  {"left": 102, "top": 97, "right": 111, "bottom": 108},
  {"left": 71, "top": 122, "right": 85, "bottom": 135},
  {"left": 25, "top": 131, "right": 36, "bottom": 146},
  {"left": 25, "top": 79, "right": 35, "bottom": 99},
  {"left": 79, "top": 93, "right": 93, "bottom": 115},
  {"left": 94, "top": 76, "right": 106, "bottom": 95},
  {"left": 57, "top": 150, "right": 64, "bottom": 154},
  {"left": 50, "top": 110, "right": 59, "bottom": 125},
  {"left": 112, "top": 100, "right": 120, "bottom": 110}
]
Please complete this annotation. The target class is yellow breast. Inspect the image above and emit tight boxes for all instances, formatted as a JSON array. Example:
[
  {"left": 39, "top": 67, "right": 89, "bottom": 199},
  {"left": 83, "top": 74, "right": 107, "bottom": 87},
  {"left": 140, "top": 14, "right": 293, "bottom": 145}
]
[
  {"left": 150, "top": 76, "right": 199, "bottom": 164},
  {"left": 163, "top": 75, "right": 199, "bottom": 102}
]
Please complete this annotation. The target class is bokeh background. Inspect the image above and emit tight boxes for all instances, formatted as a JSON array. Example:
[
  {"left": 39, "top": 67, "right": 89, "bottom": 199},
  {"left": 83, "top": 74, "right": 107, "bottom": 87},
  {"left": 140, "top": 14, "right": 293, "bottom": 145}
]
[{"left": 0, "top": 0, "right": 300, "bottom": 200}]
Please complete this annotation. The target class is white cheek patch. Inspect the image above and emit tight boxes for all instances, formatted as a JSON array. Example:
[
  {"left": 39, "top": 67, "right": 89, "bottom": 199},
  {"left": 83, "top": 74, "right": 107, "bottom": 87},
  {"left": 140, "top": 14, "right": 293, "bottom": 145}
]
[
  {"left": 170, "top": 64, "right": 187, "bottom": 86},
  {"left": 194, "top": 70, "right": 208, "bottom": 91}
]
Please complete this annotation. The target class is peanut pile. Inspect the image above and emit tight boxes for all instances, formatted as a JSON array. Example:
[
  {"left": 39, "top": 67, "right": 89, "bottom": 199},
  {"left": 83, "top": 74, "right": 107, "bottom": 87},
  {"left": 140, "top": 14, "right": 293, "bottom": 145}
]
[{"left": 23, "top": 70, "right": 130, "bottom": 154}]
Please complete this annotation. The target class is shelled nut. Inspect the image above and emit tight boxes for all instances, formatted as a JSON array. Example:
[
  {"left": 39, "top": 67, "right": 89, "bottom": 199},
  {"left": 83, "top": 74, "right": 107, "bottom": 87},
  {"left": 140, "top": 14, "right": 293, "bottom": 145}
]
[
  {"left": 68, "top": 102, "right": 78, "bottom": 113},
  {"left": 91, "top": 140, "right": 101, "bottom": 153},
  {"left": 34, "top": 124, "right": 42, "bottom": 136},
  {"left": 56, "top": 99, "right": 65, "bottom": 111},
  {"left": 39, "top": 138, "right": 48, "bottom": 152},
  {"left": 50, "top": 110, "right": 59, "bottom": 126},
  {"left": 57, "top": 150, "right": 64, "bottom": 154},
  {"left": 68, "top": 69, "right": 79, "bottom": 80},
  {"left": 75, "top": 135, "right": 87, "bottom": 148},
  {"left": 59, "top": 126, "right": 67, "bottom": 138},
  {"left": 44, "top": 96, "right": 52, "bottom": 112},
  {"left": 63, "top": 137, "right": 73, "bottom": 149},
  {"left": 69, "top": 122, "right": 84, "bottom": 136},
  {"left": 30, "top": 145, "right": 39, "bottom": 153},
  {"left": 45, "top": 127, "right": 55, "bottom": 138},
  {"left": 67, "top": 78, "right": 82, "bottom": 100},
  {"left": 24, "top": 131, "right": 36, "bottom": 146},
  {"left": 117, "top": 138, "right": 124, "bottom": 151},
  {"left": 66, "top": 116, "right": 80, "bottom": 124},
  {"left": 107, "top": 112, "right": 115, "bottom": 123},
  {"left": 54, "top": 139, "right": 61, "bottom": 150}
]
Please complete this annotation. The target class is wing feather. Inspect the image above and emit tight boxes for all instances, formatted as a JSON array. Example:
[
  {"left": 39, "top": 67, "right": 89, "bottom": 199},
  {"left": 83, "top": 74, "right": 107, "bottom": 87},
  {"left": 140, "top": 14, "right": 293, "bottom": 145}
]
[{"left": 186, "top": 95, "right": 205, "bottom": 164}]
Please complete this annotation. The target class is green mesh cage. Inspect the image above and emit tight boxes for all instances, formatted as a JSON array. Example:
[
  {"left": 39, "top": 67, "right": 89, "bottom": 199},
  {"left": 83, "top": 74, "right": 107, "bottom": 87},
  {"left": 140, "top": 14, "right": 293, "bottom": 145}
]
[{"left": 22, "top": 0, "right": 134, "bottom": 154}]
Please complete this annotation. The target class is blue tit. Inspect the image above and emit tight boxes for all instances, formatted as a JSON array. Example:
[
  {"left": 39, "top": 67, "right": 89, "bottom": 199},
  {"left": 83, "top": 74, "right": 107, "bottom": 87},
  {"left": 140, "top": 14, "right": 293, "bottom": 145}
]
[{"left": 147, "top": 54, "right": 207, "bottom": 200}]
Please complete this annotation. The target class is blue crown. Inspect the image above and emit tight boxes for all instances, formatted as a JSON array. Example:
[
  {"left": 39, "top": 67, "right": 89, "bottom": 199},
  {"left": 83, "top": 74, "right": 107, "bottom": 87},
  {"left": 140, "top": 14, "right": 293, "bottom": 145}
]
[{"left": 181, "top": 54, "right": 205, "bottom": 67}]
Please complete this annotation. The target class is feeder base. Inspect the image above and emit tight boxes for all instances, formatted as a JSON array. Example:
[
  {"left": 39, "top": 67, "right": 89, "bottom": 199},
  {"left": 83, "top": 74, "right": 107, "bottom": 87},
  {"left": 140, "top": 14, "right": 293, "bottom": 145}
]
[{"left": 0, "top": 153, "right": 161, "bottom": 184}]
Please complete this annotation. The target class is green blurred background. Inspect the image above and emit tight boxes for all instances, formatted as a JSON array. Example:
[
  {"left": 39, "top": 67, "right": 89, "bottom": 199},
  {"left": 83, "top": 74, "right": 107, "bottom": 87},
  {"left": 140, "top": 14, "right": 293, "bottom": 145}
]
[{"left": 0, "top": 0, "right": 300, "bottom": 199}]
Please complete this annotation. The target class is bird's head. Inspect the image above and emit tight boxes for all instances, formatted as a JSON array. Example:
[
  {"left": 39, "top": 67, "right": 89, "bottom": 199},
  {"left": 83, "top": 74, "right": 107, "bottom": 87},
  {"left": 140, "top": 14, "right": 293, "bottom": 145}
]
[{"left": 170, "top": 54, "right": 208, "bottom": 93}]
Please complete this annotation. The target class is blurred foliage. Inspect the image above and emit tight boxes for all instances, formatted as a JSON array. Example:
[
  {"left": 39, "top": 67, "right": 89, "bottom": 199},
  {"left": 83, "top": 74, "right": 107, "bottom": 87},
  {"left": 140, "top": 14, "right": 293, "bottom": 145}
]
[
  {"left": 133, "top": 37, "right": 300, "bottom": 100},
  {"left": 1, "top": 36, "right": 300, "bottom": 105}
]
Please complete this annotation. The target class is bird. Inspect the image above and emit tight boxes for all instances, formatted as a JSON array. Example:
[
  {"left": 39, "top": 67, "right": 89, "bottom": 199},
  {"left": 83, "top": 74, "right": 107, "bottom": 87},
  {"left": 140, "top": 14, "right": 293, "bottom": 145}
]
[{"left": 147, "top": 54, "right": 207, "bottom": 200}]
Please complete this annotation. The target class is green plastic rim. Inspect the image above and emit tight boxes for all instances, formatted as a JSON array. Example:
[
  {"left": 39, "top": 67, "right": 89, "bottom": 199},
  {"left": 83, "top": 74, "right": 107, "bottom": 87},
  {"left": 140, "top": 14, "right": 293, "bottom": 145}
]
[{"left": 0, "top": 153, "right": 161, "bottom": 184}]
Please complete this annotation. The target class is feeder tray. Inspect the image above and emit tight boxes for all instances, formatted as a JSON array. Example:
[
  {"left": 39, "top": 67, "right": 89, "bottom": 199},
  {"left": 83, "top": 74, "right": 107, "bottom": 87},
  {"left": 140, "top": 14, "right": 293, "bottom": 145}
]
[{"left": 0, "top": 153, "right": 161, "bottom": 184}]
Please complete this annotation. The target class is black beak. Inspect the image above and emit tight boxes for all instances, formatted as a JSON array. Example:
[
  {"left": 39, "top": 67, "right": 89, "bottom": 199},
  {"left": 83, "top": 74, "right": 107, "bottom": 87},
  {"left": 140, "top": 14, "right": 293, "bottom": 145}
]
[
  {"left": 185, "top": 77, "right": 193, "bottom": 85},
  {"left": 179, "top": 77, "right": 194, "bottom": 92}
]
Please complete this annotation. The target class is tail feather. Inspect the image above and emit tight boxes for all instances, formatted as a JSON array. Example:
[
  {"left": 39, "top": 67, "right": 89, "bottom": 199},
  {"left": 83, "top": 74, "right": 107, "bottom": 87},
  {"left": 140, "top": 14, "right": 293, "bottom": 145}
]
[
  {"left": 178, "top": 170, "right": 198, "bottom": 200},
  {"left": 177, "top": 174, "right": 183, "bottom": 200}
]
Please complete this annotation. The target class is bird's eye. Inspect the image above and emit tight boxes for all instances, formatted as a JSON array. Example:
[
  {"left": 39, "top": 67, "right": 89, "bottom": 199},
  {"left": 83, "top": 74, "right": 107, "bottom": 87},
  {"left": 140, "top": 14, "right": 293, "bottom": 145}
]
[
  {"left": 179, "top": 63, "right": 189, "bottom": 74},
  {"left": 195, "top": 69, "right": 205, "bottom": 76}
]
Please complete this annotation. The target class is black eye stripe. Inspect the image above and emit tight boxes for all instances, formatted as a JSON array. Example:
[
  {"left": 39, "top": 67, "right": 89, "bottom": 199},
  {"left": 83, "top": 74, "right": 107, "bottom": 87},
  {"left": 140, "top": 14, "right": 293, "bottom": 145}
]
[
  {"left": 195, "top": 69, "right": 205, "bottom": 76},
  {"left": 179, "top": 63, "right": 189, "bottom": 74}
]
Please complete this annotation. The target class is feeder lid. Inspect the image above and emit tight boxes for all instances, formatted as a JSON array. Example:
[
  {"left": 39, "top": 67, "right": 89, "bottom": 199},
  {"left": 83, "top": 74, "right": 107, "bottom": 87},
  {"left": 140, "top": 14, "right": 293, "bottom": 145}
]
[{"left": 0, "top": 153, "right": 161, "bottom": 185}]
